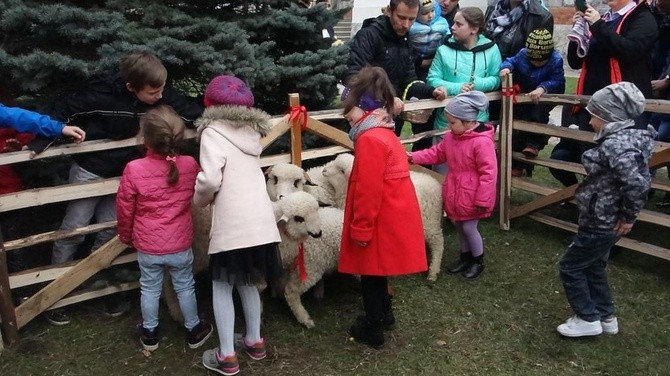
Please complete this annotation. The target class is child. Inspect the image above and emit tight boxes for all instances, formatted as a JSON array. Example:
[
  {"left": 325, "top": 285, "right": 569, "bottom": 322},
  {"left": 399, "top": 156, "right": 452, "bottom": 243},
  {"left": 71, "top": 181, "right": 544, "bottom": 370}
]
[
  {"left": 115, "top": 105, "right": 212, "bottom": 351},
  {"left": 408, "top": 91, "right": 497, "bottom": 279},
  {"left": 556, "top": 82, "right": 655, "bottom": 337},
  {"left": 499, "top": 28, "right": 565, "bottom": 177},
  {"left": 338, "top": 66, "right": 428, "bottom": 349},
  {"left": 47, "top": 51, "right": 203, "bottom": 325},
  {"left": 409, "top": 0, "right": 451, "bottom": 80},
  {"left": 195, "top": 75, "right": 281, "bottom": 376},
  {"left": 1, "top": 104, "right": 85, "bottom": 141}
]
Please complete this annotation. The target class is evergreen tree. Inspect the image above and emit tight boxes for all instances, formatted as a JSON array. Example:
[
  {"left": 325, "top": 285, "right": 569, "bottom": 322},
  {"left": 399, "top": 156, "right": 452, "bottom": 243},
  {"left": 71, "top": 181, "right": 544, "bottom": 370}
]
[{"left": 0, "top": 0, "right": 349, "bottom": 114}]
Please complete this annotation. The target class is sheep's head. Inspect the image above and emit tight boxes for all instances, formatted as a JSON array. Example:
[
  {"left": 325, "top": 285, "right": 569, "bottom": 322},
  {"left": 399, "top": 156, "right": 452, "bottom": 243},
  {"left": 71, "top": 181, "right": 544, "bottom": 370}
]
[
  {"left": 265, "top": 163, "right": 313, "bottom": 201},
  {"left": 274, "top": 191, "right": 322, "bottom": 241},
  {"left": 322, "top": 153, "right": 354, "bottom": 191}
]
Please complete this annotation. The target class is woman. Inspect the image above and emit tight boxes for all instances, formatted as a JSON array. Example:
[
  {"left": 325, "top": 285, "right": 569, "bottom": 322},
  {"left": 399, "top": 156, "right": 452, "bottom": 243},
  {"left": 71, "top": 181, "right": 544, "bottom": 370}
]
[{"left": 550, "top": 0, "right": 658, "bottom": 187}]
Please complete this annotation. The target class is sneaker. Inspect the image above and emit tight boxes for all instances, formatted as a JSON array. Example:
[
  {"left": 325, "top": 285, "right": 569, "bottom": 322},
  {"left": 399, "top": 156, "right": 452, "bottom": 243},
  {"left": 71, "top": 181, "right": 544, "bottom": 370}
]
[
  {"left": 601, "top": 316, "right": 619, "bottom": 335},
  {"left": 139, "top": 325, "right": 159, "bottom": 351},
  {"left": 46, "top": 308, "right": 70, "bottom": 326},
  {"left": 243, "top": 338, "right": 267, "bottom": 360},
  {"left": 556, "top": 316, "right": 603, "bottom": 337},
  {"left": 103, "top": 300, "right": 130, "bottom": 318},
  {"left": 202, "top": 348, "right": 240, "bottom": 376},
  {"left": 187, "top": 320, "right": 213, "bottom": 349},
  {"left": 522, "top": 146, "right": 539, "bottom": 158}
]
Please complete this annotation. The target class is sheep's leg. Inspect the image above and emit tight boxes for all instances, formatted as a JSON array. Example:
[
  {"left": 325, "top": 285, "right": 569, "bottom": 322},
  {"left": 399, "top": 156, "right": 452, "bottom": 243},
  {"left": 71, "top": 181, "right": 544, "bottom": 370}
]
[
  {"left": 312, "top": 279, "right": 325, "bottom": 301},
  {"left": 284, "top": 272, "right": 316, "bottom": 328},
  {"left": 162, "top": 271, "right": 185, "bottom": 324},
  {"left": 426, "top": 226, "right": 445, "bottom": 282}
]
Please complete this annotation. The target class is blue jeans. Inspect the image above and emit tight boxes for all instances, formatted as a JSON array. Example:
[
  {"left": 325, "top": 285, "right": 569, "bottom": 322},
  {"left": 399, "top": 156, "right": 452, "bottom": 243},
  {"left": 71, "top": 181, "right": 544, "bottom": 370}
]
[
  {"left": 138, "top": 248, "right": 199, "bottom": 330},
  {"left": 559, "top": 227, "right": 617, "bottom": 322}
]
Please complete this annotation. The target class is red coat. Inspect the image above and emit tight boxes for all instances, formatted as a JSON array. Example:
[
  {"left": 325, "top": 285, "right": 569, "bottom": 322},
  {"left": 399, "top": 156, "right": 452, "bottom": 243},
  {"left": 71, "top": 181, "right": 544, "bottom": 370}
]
[{"left": 338, "top": 127, "right": 427, "bottom": 276}]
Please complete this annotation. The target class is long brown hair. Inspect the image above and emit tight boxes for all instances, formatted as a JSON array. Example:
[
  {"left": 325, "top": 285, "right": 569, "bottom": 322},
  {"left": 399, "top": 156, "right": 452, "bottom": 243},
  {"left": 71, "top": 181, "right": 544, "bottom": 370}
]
[
  {"left": 458, "top": 7, "right": 485, "bottom": 34},
  {"left": 139, "top": 105, "right": 185, "bottom": 186},
  {"left": 341, "top": 66, "right": 396, "bottom": 115}
]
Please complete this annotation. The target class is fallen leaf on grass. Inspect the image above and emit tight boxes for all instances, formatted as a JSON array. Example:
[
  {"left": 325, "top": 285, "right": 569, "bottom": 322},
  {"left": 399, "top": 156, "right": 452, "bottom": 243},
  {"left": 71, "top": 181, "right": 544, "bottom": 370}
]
[
  {"left": 435, "top": 340, "right": 447, "bottom": 347},
  {"left": 141, "top": 349, "right": 152, "bottom": 357}
]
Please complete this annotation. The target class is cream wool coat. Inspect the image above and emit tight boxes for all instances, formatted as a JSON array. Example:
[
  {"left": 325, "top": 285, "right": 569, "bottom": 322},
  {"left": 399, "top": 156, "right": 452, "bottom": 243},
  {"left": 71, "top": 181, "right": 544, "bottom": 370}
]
[{"left": 193, "top": 105, "right": 280, "bottom": 254}]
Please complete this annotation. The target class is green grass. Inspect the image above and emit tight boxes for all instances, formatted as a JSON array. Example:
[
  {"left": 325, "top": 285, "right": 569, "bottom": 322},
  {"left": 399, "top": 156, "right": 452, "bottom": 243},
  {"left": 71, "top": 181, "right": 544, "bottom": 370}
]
[{"left": 565, "top": 77, "right": 577, "bottom": 95}]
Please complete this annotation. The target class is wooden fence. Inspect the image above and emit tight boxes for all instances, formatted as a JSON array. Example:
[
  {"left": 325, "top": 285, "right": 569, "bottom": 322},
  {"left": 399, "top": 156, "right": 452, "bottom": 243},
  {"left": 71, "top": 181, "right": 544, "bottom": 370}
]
[{"left": 3, "top": 79, "right": 668, "bottom": 347}]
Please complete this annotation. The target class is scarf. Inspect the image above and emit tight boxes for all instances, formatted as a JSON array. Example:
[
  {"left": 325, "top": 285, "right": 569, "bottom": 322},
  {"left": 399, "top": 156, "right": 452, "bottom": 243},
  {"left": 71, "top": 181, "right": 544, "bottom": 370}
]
[
  {"left": 486, "top": 0, "right": 530, "bottom": 37},
  {"left": 567, "top": 16, "right": 590, "bottom": 58},
  {"left": 349, "top": 109, "right": 395, "bottom": 142}
]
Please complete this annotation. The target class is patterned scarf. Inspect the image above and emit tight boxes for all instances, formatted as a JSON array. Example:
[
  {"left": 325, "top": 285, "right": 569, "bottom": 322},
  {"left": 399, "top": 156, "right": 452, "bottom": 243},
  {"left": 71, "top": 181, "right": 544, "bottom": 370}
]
[
  {"left": 486, "top": 0, "right": 530, "bottom": 37},
  {"left": 349, "top": 109, "right": 396, "bottom": 142}
]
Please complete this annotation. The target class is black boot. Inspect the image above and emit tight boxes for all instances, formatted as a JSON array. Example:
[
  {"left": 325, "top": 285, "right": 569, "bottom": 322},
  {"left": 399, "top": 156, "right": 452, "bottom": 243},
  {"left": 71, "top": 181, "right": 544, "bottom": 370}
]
[
  {"left": 382, "top": 294, "right": 395, "bottom": 331},
  {"left": 462, "top": 255, "right": 484, "bottom": 279},
  {"left": 349, "top": 317, "right": 384, "bottom": 349},
  {"left": 448, "top": 253, "right": 472, "bottom": 274}
]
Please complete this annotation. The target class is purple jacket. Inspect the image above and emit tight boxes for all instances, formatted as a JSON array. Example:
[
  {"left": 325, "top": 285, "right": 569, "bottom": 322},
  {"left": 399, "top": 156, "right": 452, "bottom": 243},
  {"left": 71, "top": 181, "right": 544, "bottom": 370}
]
[{"left": 412, "top": 124, "right": 498, "bottom": 221}]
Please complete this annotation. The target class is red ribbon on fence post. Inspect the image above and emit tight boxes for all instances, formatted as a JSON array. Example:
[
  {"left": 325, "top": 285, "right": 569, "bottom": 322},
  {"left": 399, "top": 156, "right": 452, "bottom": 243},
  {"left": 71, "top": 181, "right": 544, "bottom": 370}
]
[
  {"left": 502, "top": 84, "right": 521, "bottom": 104},
  {"left": 287, "top": 105, "right": 308, "bottom": 130},
  {"left": 293, "top": 243, "right": 307, "bottom": 282}
]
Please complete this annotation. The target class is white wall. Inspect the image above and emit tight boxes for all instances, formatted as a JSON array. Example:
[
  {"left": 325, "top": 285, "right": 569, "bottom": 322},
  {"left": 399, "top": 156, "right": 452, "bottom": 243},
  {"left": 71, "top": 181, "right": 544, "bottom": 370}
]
[{"left": 351, "top": 0, "right": 488, "bottom": 34}]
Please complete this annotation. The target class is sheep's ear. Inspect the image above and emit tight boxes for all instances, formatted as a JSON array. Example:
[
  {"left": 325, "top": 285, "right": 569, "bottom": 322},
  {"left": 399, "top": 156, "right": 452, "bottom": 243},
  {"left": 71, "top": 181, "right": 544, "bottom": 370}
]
[
  {"left": 304, "top": 171, "right": 317, "bottom": 186},
  {"left": 278, "top": 214, "right": 289, "bottom": 223},
  {"left": 264, "top": 166, "right": 273, "bottom": 176}
]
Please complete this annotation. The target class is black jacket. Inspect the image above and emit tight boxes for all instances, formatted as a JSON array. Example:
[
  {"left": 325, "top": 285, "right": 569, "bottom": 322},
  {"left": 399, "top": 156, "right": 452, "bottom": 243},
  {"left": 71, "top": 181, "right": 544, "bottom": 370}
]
[
  {"left": 568, "top": 2, "right": 658, "bottom": 98},
  {"left": 53, "top": 74, "right": 203, "bottom": 178},
  {"left": 342, "top": 15, "right": 435, "bottom": 99},
  {"left": 485, "top": 0, "right": 554, "bottom": 60}
]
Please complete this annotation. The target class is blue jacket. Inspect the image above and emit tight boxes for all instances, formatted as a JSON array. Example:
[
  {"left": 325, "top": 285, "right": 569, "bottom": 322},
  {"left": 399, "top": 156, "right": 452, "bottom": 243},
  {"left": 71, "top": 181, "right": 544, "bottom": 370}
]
[
  {"left": 0, "top": 104, "right": 64, "bottom": 138},
  {"left": 500, "top": 49, "right": 565, "bottom": 94},
  {"left": 409, "top": 17, "right": 450, "bottom": 60}
]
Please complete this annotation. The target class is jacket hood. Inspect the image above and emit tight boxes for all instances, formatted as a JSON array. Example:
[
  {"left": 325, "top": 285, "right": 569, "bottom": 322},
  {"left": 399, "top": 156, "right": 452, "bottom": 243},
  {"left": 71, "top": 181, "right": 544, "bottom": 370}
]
[
  {"left": 595, "top": 121, "right": 657, "bottom": 144},
  {"left": 444, "top": 34, "right": 496, "bottom": 52},
  {"left": 365, "top": 15, "right": 404, "bottom": 40},
  {"left": 454, "top": 123, "right": 496, "bottom": 140},
  {"left": 195, "top": 105, "right": 272, "bottom": 156}
]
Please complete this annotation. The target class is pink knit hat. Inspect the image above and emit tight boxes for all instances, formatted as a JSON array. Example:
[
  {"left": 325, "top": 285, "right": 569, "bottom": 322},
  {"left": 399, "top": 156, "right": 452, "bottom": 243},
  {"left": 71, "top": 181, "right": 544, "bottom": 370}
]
[{"left": 204, "top": 75, "right": 255, "bottom": 108}]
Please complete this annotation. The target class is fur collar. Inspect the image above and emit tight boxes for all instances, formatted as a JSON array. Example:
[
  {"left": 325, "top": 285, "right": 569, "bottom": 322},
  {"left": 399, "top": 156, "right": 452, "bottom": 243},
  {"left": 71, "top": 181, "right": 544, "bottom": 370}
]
[{"left": 195, "top": 105, "right": 272, "bottom": 138}]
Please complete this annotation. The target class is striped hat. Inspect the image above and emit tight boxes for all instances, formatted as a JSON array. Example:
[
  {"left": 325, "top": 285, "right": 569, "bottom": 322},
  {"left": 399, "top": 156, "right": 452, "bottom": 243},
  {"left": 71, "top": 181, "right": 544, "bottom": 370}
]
[{"left": 525, "top": 28, "right": 554, "bottom": 62}]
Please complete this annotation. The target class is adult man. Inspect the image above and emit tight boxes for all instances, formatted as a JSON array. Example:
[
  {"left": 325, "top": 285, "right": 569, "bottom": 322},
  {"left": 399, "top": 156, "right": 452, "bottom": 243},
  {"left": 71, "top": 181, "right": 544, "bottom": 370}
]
[
  {"left": 342, "top": 0, "right": 446, "bottom": 135},
  {"left": 437, "top": 0, "right": 460, "bottom": 26}
]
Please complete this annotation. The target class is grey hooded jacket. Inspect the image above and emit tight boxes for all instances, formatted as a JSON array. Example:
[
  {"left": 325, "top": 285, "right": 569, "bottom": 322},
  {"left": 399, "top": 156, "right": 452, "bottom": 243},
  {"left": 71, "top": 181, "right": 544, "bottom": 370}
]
[{"left": 575, "top": 120, "right": 656, "bottom": 230}]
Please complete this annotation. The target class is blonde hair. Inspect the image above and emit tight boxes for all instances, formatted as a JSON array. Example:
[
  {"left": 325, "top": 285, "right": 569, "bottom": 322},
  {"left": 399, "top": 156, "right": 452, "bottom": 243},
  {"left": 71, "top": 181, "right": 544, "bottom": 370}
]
[
  {"left": 120, "top": 51, "right": 168, "bottom": 90},
  {"left": 139, "top": 105, "right": 185, "bottom": 186}
]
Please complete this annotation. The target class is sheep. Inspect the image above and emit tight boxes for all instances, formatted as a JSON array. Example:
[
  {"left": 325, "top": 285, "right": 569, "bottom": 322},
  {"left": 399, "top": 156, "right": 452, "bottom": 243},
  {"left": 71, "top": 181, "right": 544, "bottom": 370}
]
[
  {"left": 272, "top": 191, "right": 344, "bottom": 329},
  {"left": 322, "top": 153, "right": 446, "bottom": 282},
  {"left": 265, "top": 162, "right": 336, "bottom": 206}
]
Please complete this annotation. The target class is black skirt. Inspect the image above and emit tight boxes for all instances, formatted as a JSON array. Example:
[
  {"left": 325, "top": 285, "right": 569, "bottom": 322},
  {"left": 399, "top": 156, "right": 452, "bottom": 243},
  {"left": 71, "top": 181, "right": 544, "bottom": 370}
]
[{"left": 209, "top": 242, "right": 282, "bottom": 286}]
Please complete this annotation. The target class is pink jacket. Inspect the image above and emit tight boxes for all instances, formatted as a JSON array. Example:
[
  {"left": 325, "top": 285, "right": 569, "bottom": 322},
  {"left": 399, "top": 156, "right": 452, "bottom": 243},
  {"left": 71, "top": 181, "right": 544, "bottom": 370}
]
[
  {"left": 411, "top": 124, "right": 498, "bottom": 221},
  {"left": 116, "top": 151, "right": 200, "bottom": 255}
]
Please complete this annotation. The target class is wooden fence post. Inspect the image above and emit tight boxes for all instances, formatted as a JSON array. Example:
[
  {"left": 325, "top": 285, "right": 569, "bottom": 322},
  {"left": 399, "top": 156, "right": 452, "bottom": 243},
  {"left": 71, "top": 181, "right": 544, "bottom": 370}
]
[
  {"left": 498, "top": 74, "right": 513, "bottom": 230},
  {"left": 288, "top": 93, "right": 303, "bottom": 167},
  {"left": 0, "top": 231, "right": 19, "bottom": 346}
]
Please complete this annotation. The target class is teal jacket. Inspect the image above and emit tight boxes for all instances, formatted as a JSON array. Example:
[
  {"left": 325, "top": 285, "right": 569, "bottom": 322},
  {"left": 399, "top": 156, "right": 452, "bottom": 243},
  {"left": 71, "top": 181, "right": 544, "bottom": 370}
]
[{"left": 427, "top": 35, "right": 502, "bottom": 129}]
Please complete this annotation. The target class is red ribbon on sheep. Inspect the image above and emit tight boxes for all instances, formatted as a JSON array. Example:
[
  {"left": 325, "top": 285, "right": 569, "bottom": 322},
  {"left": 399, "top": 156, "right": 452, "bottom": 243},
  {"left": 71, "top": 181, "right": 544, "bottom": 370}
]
[
  {"left": 293, "top": 243, "right": 308, "bottom": 282},
  {"left": 287, "top": 105, "right": 308, "bottom": 130}
]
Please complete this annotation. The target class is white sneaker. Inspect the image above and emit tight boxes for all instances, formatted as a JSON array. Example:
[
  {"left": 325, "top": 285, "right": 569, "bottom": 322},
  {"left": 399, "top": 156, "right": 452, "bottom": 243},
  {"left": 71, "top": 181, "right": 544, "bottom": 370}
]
[
  {"left": 557, "top": 316, "right": 603, "bottom": 337},
  {"left": 601, "top": 317, "right": 619, "bottom": 335}
]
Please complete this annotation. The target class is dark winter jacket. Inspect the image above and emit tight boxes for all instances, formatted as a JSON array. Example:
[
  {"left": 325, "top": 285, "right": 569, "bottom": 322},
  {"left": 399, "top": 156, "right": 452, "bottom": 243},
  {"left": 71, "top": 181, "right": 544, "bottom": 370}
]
[
  {"left": 568, "top": 2, "right": 658, "bottom": 98},
  {"left": 500, "top": 48, "right": 565, "bottom": 122},
  {"left": 343, "top": 15, "right": 435, "bottom": 99},
  {"left": 576, "top": 121, "right": 655, "bottom": 230},
  {"left": 53, "top": 74, "right": 203, "bottom": 178},
  {"left": 485, "top": 0, "right": 554, "bottom": 60}
]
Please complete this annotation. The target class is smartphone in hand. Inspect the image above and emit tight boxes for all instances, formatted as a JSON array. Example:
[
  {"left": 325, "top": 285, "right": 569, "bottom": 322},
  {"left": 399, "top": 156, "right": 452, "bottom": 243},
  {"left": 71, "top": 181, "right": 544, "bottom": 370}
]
[{"left": 575, "top": 0, "right": 588, "bottom": 12}]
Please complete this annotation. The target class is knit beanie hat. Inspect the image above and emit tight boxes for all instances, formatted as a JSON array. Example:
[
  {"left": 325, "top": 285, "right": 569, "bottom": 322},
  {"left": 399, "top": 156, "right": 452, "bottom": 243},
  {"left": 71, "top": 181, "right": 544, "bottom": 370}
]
[
  {"left": 204, "top": 75, "right": 254, "bottom": 108},
  {"left": 420, "top": 0, "right": 435, "bottom": 15},
  {"left": 525, "top": 28, "right": 554, "bottom": 62},
  {"left": 444, "top": 91, "right": 489, "bottom": 121},
  {"left": 586, "top": 82, "right": 645, "bottom": 123}
]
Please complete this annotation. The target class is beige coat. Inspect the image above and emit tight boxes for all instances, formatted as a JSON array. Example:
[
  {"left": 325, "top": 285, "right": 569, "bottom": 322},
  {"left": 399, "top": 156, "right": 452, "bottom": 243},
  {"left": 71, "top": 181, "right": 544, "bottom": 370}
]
[{"left": 193, "top": 105, "right": 280, "bottom": 253}]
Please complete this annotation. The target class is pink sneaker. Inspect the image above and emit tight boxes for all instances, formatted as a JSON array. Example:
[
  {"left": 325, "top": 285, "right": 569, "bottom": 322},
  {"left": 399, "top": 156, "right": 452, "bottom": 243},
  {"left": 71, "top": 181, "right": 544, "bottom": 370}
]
[{"left": 243, "top": 338, "right": 267, "bottom": 360}]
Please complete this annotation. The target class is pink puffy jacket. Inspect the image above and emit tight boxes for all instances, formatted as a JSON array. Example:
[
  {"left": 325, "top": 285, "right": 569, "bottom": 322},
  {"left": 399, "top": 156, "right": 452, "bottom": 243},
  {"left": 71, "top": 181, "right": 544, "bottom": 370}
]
[{"left": 116, "top": 151, "right": 200, "bottom": 255}]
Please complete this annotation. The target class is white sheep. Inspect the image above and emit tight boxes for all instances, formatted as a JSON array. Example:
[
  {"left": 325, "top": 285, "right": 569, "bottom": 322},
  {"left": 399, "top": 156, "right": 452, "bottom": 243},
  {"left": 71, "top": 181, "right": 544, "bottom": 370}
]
[
  {"left": 273, "top": 191, "right": 344, "bottom": 329},
  {"left": 265, "top": 162, "right": 336, "bottom": 206},
  {"left": 322, "top": 153, "right": 446, "bottom": 282}
]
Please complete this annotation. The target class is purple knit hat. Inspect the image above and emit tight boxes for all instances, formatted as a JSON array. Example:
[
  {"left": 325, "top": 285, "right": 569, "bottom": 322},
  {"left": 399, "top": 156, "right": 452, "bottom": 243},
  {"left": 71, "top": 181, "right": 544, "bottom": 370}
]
[{"left": 204, "top": 75, "right": 254, "bottom": 108}]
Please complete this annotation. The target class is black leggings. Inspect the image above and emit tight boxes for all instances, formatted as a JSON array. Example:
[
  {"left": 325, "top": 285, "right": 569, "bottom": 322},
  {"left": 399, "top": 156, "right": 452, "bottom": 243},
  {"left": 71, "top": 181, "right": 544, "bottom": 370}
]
[{"left": 360, "top": 275, "right": 389, "bottom": 322}]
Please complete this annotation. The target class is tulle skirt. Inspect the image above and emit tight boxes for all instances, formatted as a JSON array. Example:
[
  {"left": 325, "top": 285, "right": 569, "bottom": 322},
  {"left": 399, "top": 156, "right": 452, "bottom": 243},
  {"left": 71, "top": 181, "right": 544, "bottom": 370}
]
[{"left": 209, "top": 242, "right": 282, "bottom": 286}]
